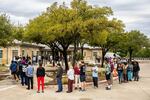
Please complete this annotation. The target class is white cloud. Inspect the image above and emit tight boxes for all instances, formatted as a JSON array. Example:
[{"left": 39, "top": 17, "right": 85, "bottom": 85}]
[{"left": 0, "top": 0, "right": 150, "bottom": 37}]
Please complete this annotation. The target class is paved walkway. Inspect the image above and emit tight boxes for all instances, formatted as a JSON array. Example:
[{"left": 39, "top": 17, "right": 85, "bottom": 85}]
[{"left": 0, "top": 62, "right": 150, "bottom": 100}]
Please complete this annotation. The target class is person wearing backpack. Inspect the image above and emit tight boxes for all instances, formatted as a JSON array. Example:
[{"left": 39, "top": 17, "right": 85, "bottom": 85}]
[
  {"left": 36, "top": 63, "right": 45, "bottom": 93},
  {"left": 21, "top": 57, "right": 28, "bottom": 86},
  {"left": 10, "top": 60, "right": 19, "bottom": 81},
  {"left": 26, "top": 62, "right": 34, "bottom": 90}
]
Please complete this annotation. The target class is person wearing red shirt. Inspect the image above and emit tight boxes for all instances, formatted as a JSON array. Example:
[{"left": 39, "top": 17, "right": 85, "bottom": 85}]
[{"left": 74, "top": 62, "right": 81, "bottom": 90}]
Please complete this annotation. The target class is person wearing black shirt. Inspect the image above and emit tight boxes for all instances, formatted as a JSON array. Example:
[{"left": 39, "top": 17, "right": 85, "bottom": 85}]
[
  {"left": 80, "top": 61, "right": 86, "bottom": 91},
  {"left": 36, "top": 63, "right": 45, "bottom": 93}
]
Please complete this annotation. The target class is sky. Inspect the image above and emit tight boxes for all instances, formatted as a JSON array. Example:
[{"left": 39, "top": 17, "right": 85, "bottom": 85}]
[{"left": 0, "top": 0, "right": 150, "bottom": 37}]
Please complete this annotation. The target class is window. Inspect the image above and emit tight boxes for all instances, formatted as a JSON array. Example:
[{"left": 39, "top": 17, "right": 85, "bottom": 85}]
[
  {"left": 93, "top": 52, "right": 97, "bottom": 57},
  {"left": 12, "top": 50, "right": 18, "bottom": 58},
  {"left": 22, "top": 50, "right": 25, "bottom": 56},
  {"left": 84, "top": 52, "right": 86, "bottom": 57},
  {"left": 32, "top": 51, "right": 34, "bottom": 56},
  {"left": 37, "top": 51, "right": 39, "bottom": 56},
  {"left": 0, "top": 50, "right": 3, "bottom": 58}
]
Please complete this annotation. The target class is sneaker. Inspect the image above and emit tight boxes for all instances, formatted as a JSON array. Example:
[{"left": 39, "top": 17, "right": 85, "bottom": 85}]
[
  {"left": 56, "top": 90, "right": 62, "bottom": 93},
  {"left": 74, "top": 87, "right": 78, "bottom": 90},
  {"left": 106, "top": 87, "right": 111, "bottom": 90},
  {"left": 81, "top": 89, "right": 86, "bottom": 92},
  {"left": 37, "top": 91, "right": 40, "bottom": 93},
  {"left": 66, "top": 91, "right": 71, "bottom": 93}
]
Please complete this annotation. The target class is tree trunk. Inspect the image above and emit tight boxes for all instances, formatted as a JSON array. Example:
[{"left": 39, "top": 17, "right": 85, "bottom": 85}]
[
  {"left": 81, "top": 45, "right": 84, "bottom": 60},
  {"left": 73, "top": 40, "right": 77, "bottom": 67},
  {"left": 129, "top": 49, "right": 133, "bottom": 62},
  {"left": 62, "top": 49, "right": 69, "bottom": 72},
  {"left": 101, "top": 48, "right": 107, "bottom": 67}
]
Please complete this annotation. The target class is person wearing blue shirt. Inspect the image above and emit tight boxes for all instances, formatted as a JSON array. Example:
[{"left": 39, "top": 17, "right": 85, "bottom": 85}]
[
  {"left": 10, "top": 61, "right": 19, "bottom": 81},
  {"left": 92, "top": 64, "right": 99, "bottom": 88}
]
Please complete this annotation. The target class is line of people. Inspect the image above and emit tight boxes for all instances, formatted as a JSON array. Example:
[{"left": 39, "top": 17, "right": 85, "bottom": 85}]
[
  {"left": 10, "top": 56, "right": 45, "bottom": 92},
  {"left": 10, "top": 57, "right": 140, "bottom": 93}
]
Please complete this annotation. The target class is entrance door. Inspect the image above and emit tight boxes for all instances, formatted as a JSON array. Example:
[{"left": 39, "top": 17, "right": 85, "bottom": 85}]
[{"left": 12, "top": 50, "right": 18, "bottom": 60}]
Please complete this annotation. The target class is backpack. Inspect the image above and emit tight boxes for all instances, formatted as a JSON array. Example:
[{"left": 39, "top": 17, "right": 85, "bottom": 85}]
[
  {"left": 22, "top": 65, "right": 27, "bottom": 72},
  {"left": 27, "top": 66, "right": 34, "bottom": 77}
]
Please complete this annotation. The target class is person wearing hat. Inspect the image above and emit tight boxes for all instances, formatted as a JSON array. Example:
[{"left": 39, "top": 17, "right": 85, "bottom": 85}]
[{"left": 66, "top": 63, "right": 74, "bottom": 93}]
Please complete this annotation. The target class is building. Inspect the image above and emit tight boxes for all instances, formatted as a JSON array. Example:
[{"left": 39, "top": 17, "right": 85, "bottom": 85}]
[
  {"left": 68, "top": 44, "right": 102, "bottom": 63},
  {"left": 0, "top": 40, "right": 44, "bottom": 65},
  {"left": 0, "top": 40, "right": 102, "bottom": 65}
]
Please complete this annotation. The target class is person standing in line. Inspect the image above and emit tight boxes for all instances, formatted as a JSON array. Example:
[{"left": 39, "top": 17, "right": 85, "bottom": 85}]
[
  {"left": 133, "top": 61, "right": 140, "bottom": 81},
  {"left": 21, "top": 57, "right": 28, "bottom": 85},
  {"left": 26, "top": 62, "right": 34, "bottom": 90},
  {"left": 10, "top": 61, "right": 19, "bottom": 81},
  {"left": 127, "top": 61, "right": 133, "bottom": 81},
  {"left": 117, "top": 63, "right": 123, "bottom": 84},
  {"left": 74, "top": 62, "right": 81, "bottom": 90},
  {"left": 92, "top": 64, "right": 99, "bottom": 88},
  {"left": 104, "top": 59, "right": 111, "bottom": 90},
  {"left": 36, "top": 63, "right": 45, "bottom": 93},
  {"left": 56, "top": 63, "right": 63, "bottom": 92},
  {"left": 110, "top": 59, "right": 114, "bottom": 86},
  {"left": 66, "top": 64, "right": 74, "bottom": 93},
  {"left": 80, "top": 61, "right": 86, "bottom": 91},
  {"left": 123, "top": 62, "right": 128, "bottom": 83}
]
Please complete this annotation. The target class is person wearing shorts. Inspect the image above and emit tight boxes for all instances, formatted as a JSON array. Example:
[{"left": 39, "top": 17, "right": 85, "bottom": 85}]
[
  {"left": 80, "top": 61, "right": 86, "bottom": 91},
  {"left": 104, "top": 59, "right": 111, "bottom": 90}
]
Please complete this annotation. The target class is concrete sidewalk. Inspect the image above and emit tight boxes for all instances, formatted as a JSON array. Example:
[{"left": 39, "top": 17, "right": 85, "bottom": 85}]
[{"left": 0, "top": 63, "right": 150, "bottom": 100}]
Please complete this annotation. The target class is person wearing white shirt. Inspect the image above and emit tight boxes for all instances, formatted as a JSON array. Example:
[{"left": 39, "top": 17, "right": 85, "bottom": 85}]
[{"left": 66, "top": 65, "right": 74, "bottom": 93}]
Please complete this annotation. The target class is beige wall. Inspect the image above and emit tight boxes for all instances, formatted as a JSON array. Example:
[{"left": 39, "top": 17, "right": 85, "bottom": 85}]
[
  {"left": 83, "top": 49, "right": 102, "bottom": 61},
  {"left": 0, "top": 45, "right": 41, "bottom": 65}
]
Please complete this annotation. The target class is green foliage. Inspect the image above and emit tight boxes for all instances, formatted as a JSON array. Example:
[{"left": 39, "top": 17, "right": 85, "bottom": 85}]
[
  {"left": 12, "top": 25, "right": 25, "bottom": 41},
  {"left": 134, "top": 47, "right": 150, "bottom": 57},
  {"left": 0, "top": 14, "right": 13, "bottom": 47},
  {"left": 115, "top": 30, "right": 150, "bottom": 58}
]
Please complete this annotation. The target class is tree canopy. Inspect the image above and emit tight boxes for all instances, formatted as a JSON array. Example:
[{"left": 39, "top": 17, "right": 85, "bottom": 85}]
[
  {"left": 0, "top": 14, "right": 13, "bottom": 47},
  {"left": 24, "top": 0, "right": 150, "bottom": 69}
]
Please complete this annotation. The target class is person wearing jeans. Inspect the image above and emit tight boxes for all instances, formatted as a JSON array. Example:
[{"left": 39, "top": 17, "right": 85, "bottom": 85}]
[
  {"left": 117, "top": 63, "right": 123, "bottom": 84},
  {"left": 92, "top": 64, "right": 99, "bottom": 88},
  {"left": 56, "top": 63, "right": 63, "bottom": 92},
  {"left": 26, "top": 62, "right": 34, "bottom": 90},
  {"left": 36, "top": 63, "right": 45, "bottom": 93},
  {"left": 127, "top": 61, "right": 133, "bottom": 81}
]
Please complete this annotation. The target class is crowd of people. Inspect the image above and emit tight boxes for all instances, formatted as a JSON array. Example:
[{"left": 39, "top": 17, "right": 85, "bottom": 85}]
[
  {"left": 10, "top": 56, "right": 45, "bottom": 92},
  {"left": 9, "top": 56, "right": 140, "bottom": 93}
]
